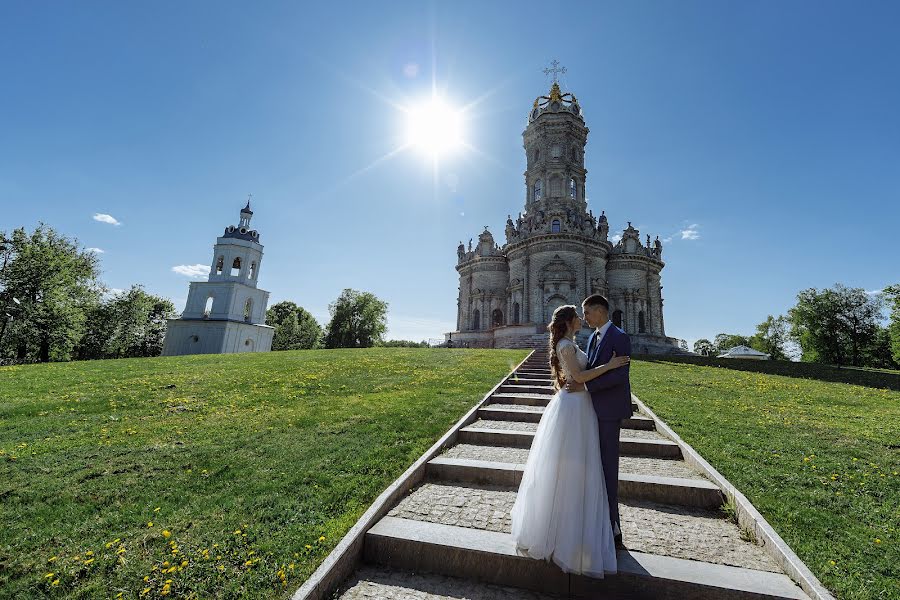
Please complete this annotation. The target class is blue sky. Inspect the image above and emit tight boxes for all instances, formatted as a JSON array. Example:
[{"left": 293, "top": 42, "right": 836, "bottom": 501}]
[{"left": 2, "top": 1, "right": 898, "bottom": 346}]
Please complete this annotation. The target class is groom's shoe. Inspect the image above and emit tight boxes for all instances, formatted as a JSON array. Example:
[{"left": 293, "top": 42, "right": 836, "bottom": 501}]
[{"left": 614, "top": 534, "right": 625, "bottom": 549}]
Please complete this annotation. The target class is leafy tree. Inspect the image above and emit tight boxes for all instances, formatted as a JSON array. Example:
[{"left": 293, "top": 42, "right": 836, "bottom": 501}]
[
  {"left": 693, "top": 339, "right": 715, "bottom": 356},
  {"left": 0, "top": 225, "right": 103, "bottom": 363},
  {"left": 788, "top": 284, "right": 882, "bottom": 367},
  {"left": 884, "top": 285, "right": 900, "bottom": 366},
  {"left": 76, "top": 286, "right": 176, "bottom": 359},
  {"left": 749, "top": 315, "right": 790, "bottom": 361},
  {"left": 323, "top": 289, "right": 388, "bottom": 348},
  {"left": 713, "top": 333, "right": 751, "bottom": 355},
  {"left": 266, "top": 301, "right": 322, "bottom": 350}
]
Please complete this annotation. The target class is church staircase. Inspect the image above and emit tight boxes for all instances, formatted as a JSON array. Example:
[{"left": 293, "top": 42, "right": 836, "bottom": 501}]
[{"left": 308, "top": 350, "right": 825, "bottom": 600}]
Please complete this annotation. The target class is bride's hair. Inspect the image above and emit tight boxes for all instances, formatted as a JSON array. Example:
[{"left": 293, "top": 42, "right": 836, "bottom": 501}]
[{"left": 548, "top": 305, "right": 578, "bottom": 390}]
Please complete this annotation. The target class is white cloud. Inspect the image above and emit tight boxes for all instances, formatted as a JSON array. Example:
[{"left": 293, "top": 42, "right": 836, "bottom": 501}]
[
  {"left": 662, "top": 236, "right": 673, "bottom": 243},
  {"left": 611, "top": 233, "right": 622, "bottom": 244},
  {"left": 86, "top": 247, "right": 105, "bottom": 253},
  {"left": 866, "top": 289, "right": 883, "bottom": 296},
  {"left": 680, "top": 224, "right": 700, "bottom": 240},
  {"left": 93, "top": 213, "right": 122, "bottom": 226},
  {"left": 172, "top": 264, "right": 210, "bottom": 279}
]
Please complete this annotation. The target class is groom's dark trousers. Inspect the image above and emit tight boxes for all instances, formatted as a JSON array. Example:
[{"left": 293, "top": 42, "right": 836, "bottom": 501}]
[{"left": 584, "top": 325, "right": 633, "bottom": 534}]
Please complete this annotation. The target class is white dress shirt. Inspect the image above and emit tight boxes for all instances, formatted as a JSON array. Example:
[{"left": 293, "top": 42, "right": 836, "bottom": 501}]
[{"left": 592, "top": 320, "right": 613, "bottom": 354}]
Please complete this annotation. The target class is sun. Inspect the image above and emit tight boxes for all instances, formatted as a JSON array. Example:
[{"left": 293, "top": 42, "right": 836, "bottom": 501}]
[{"left": 405, "top": 95, "right": 464, "bottom": 158}]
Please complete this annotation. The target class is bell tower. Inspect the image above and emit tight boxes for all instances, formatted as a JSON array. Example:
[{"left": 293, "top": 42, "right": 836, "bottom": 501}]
[
  {"left": 162, "top": 199, "right": 274, "bottom": 356},
  {"left": 522, "top": 71, "right": 589, "bottom": 219}
]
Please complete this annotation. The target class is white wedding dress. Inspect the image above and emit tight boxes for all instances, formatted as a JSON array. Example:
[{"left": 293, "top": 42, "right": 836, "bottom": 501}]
[{"left": 510, "top": 337, "right": 617, "bottom": 577}]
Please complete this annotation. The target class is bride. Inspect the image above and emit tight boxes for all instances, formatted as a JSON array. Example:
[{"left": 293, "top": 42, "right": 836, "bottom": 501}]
[{"left": 510, "top": 304, "right": 630, "bottom": 577}]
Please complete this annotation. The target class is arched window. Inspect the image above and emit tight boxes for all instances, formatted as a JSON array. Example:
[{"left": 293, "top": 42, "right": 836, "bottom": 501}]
[
  {"left": 533, "top": 180, "right": 542, "bottom": 200},
  {"left": 248, "top": 262, "right": 256, "bottom": 279},
  {"left": 638, "top": 311, "right": 646, "bottom": 333},
  {"left": 612, "top": 309, "right": 623, "bottom": 329},
  {"left": 204, "top": 296, "right": 214, "bottom": 318},
  {"left": 551, "top": 219, "right": 561, "bottom": 233},
  {"left": 492, "top": 309, "right": 503, "bottom": 328},
  {"left": 243, "top": 298, "right": 253, "bottom": 322},
  {"left": 569, "top": 178, "right": 577, "bottom": 199},
  {"left": 473, "top": 310, "right": 481, "bottom": 331},
  {"left": 231, "top": 257, "right": 242, "bottom": 277},
  {"left": 513, "top": 302, "right": 520, "bottom": 325},
  {"left": 215, "top": 256, "right": 224, "bottom": 275}
]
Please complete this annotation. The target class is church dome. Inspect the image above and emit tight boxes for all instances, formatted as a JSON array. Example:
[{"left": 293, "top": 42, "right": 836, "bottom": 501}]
[{"left": 529, "top": 82, "right": 583, "bottom": 123}]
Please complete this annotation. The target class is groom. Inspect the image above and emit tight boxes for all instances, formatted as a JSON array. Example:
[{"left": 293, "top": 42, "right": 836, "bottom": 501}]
[{"left": 569, "top": 294, "right": 632, "bottom": 548}]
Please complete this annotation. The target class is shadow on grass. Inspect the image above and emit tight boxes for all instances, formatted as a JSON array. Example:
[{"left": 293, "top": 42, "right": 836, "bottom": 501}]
[{"left": 633, "top": 354, "right": 900, "bottom": 392}]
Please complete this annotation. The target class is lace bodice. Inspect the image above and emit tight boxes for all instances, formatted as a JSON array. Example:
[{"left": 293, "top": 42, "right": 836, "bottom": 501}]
[{"left": 555, "top": 338, "right": 588, "bottom": 383}]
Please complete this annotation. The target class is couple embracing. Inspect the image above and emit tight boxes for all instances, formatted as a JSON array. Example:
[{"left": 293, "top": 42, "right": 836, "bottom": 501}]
[{"left": 510, "top": 294, "right": 632, "bottom": 577}]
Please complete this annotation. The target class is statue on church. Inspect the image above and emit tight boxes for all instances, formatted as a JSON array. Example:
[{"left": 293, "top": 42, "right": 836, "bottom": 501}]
[
  {"left": 506, "top": 214, "right": 516, "bottom": 241},
  {"left": 468, "top": 238, "right": 473, "bottom": 252},
  {"left": 654, "top": 236, "right": 663, "bottom": 257},
  {"left": 457, "top": 241, "right": 465, "bottom": 262}
]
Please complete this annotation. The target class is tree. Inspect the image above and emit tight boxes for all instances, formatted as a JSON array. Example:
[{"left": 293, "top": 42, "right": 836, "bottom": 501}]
[
  {"left": 788, "top": 284, "right": 882, "bottom": 367},
  {"left": 713, "top": 333, "right": 751, "bottom": 355},
  {"left": 323, "top": 289, "right": 388, "bottom": 348},
  {"left": 266, "top": 301, "right": 322, "bottom": 350},
  {"left": 749, "top": 315, "right": 790, "bottom": 361},
  {"left": 76, "top": 286, "right": 176, "bottom": 359},
  {"left": 0, "top": 225, "right": 103, "bottom": 363},
  {"left": 884, "top": 285, "right": 900, "bottom": 366},
  {"left": 693, "top": 339, "right": 715, "bottom": 356}
]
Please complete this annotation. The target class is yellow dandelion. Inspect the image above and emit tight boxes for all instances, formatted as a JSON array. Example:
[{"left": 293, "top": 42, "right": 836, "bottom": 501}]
[
  {"left": 162, "top": 561, "right": 170, "bottom": 567},
  {"left": 162, "top": 530, "right": 171, "bottom": 538},
  {"left": 85, "top": 550, "right": 93, "bottom": 556},
  {"left": 147, "top": 522, "right": 153, "bottom": 527},
  {"left": 154, "top": 507, "right": 160, "bottom": 512},
  {"left": 47, "top": 556, "right": 57, "bottom": 562},
  {"left": 181, "top": 560, "right": 188, "bottom": 567},
  {"left": 829, "top": 560, "right": 836, "bottom": 566},
  {"left": 233, "top": 529, "right": 241, "bottom": 535},
  {"left": 83, "top": 558, "right": 94, "bottom": 565},
  {"left": 45, "top": 573, "right": 54, "bottom": 578},
  {"left": 52, "top": 579, "right": 60, "bottom": 586},
  {"left": 875, "top": 538, "right": 881, "bottom": 544},
  {"left": 318, "top": 536, "right": 326, "bottom": 542},
  {"left": 305, "top": 544, "right": 312, "bottom": 550}
]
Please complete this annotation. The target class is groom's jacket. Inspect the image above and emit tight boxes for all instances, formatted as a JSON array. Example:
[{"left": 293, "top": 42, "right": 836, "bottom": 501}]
[{"left": 584, "top": 325, "right": 633, "bottom": 421}]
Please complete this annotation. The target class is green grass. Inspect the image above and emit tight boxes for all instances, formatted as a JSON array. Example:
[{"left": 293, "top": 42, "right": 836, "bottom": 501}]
[
  {"left": 0, "top": 348, "right": 527, "bottom": 599},
  {"left": 631, "top": 359, "right": 900, "bottom": 600}
]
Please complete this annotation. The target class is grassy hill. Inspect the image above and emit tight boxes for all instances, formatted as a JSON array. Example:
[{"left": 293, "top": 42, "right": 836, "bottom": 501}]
[
  {"left": 0, "top": 348, "right": 527, "bottom": 599},
  {"left": 2, "top": 350, "right": 897, "bottom": 599},
  {"left": 630, "top": 359, "right": 899, "bottom": 600}
]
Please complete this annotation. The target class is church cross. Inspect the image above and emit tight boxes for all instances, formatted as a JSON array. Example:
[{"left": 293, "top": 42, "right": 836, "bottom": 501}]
[{"left": 543, "top": 60, "right": 567, "bottom": 84}]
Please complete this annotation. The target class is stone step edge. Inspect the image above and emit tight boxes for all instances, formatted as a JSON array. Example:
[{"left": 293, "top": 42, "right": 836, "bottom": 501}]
[
  {"left": 292, "top": 349, "right": 540, "bottom": 600},
  {"left": 425, "top": 456, "right": 725, "bottom": 509},
  {"left": 457, "top": 427, "right": 683, "bottom": 459},
  {"left": 365, "top": 516, "right": 809, "bottom": 600},
  {"left": 478, "top": 406, "right": 655, "bottom": 430},
  {"left": 488, "top": 394, "right": 640, "bottom": 412},
  {"left": 632, "top": 394, "right": 836, "bottom": 600}
]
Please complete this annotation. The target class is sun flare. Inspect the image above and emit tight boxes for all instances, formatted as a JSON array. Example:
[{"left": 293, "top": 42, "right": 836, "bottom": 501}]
[{"left": 405, "top": 96, "right": 464, "bottom": 158}]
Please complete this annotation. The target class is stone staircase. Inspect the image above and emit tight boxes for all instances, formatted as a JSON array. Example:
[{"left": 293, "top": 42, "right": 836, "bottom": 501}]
[{"left": 330, "top": 350, "right": 813, "bottom": 600}]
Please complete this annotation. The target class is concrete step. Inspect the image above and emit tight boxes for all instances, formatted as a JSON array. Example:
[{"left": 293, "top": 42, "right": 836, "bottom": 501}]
[
  {"left": 457, "top": 425, "right": 682, "bottom": 459},
  {"left": 365, "top": 516, "right": 809, "bottom": 600},
  {"left": 503, "top": 377, "right": 551, "bottom": 386},
  {"left": 497, "top": 384, "right": 556, "bottom": 395},
  {"left": 425, "top": 456, "right": 724, "bottom": 509},
  {"left": 488, "top": 393, "right": 640, "bottom": 413},
  {"left": 335, "top": 565, "right": 560, "bottom": 600},
  {"left": 477, "top": 405, "right": 655, "bottom": 431}
]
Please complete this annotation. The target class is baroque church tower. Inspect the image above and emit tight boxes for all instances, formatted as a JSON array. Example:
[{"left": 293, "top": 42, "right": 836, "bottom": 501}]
[
  {"left": 162, "top": 201, "right": 274, "bottom": 355},
  {"left": 449, "top": 74, "right": 681, "bottom": 353}
]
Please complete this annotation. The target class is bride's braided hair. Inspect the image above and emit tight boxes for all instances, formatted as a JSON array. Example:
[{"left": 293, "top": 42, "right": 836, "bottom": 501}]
[{"left": 548, "top": 305, "right": 578, "bottom": 390}]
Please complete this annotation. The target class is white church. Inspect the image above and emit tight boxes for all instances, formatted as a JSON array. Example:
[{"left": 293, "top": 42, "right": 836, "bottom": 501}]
[{"left": 162, "top": 202, "right": 274, "bottom": 355}]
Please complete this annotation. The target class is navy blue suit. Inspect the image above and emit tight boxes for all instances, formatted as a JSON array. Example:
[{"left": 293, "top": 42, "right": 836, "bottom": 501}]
[{"left": 584, "top": 324, "right": 632, "bottom": 533}]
